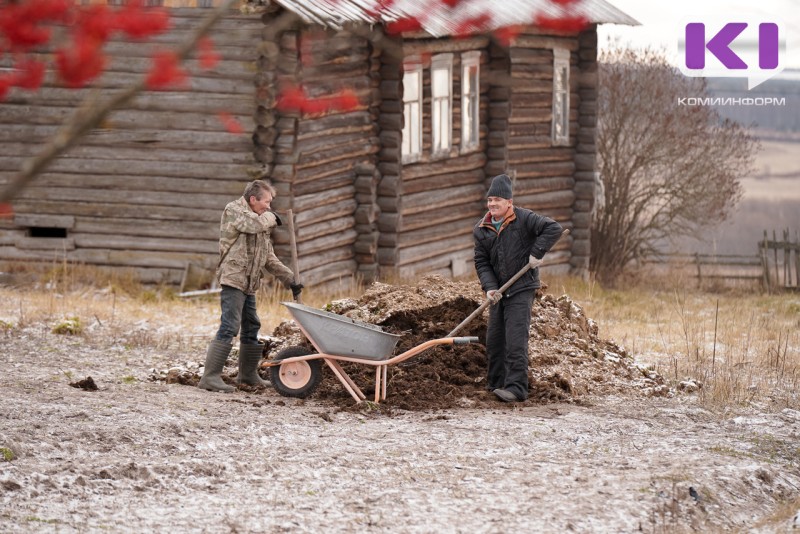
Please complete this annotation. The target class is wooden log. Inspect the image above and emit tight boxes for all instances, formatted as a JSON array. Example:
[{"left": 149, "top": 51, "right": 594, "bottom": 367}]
[
  {"left": 293, "top": 185, "right": 355, "bottom": 213},
  {"left": 11, "top": 200, "right": 220, "bottom": 222},
  {"left": 297, "top": 228, "right": 358, "bottom": 256},
  {"left": 514, "top": 161, "right": 576, "bottom": 178},
  {"left": 403, "top": 36, "right": 490, "bottom": 54},
  {"left": 293, "top": 173, "right": 354, "bottom": 196},
  {"left": 70, "top": 217, "right": 216, "bottom": 240},
  {"left": 516, "top": 176, "right": 576, "bottom": 196},
  {"left": 403, "top": 168, "right": 484, "bottom": 195},
  {"left": 379, "top": 217, "right": 478, "bottom": 248},
  {"left": 514, "top": 190, "right": 575, "bottom": 210},
  {"left": 301, "top": 259, "right": 358, "bottom": 286},
  {"left": 73, "top": 233, "right": 218, "bottom": 254},
  {"left": 401, "top": 184, "right": 486, "bottom": 216},
  {"left": 296, "top": 217, "right": 355, "bottom": 242},
  {"left": 17, "top": 186, "right": 231, "bottom": 211},
  {"left": 508, "top": 147, "right": 575, "bottom": 165},
  {"left": 401, "top": 152, "right": 486, "bottom": 181},
  {"left": 0, "top": 156, "right": 253, "bottom": 181},
  {"left": 28, "top": 173, "right": 245, "bottom": 196},
  {"left": 395, "top": 233, "right": 474, "bottom": 266},
  {"left": 294, "top": 244, "right": 355, "bottom": 273},
  {"left": 13, "top": 214, "right": 75, "bottom": 229},
  {"left": 296, "top": 138, "right": 379, "bottom": 170},
  {"left": 293, "top": 198, "right": 356, "bottom": 227}
]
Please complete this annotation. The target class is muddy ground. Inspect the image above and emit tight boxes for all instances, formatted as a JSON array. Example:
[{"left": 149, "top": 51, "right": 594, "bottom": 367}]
[{"left": 1, "top": 276, "right": 799, "bottom": 532}]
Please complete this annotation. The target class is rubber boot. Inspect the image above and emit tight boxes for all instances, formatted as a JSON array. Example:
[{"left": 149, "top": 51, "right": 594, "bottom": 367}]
[
  {"left": 236, "top": 343, "right": 270, "bottom": 387},
  {"left": 198, "top": 340, "right": 235, "bottom": 392}
]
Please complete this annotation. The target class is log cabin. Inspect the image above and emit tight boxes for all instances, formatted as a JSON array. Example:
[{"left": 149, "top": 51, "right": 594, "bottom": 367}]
[{"left": 0, "top": 0, "right": 637, "bottom": 289}]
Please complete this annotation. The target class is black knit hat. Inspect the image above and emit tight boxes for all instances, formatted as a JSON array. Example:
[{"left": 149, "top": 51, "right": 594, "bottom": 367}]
[{"left": 487, "top": 174, "right": 513, "bottom": 199}]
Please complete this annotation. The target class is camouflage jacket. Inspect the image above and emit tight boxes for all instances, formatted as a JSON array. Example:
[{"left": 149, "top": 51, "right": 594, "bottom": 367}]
[{"left": 216, "top": 197, "right": 294, "bottom": 295}]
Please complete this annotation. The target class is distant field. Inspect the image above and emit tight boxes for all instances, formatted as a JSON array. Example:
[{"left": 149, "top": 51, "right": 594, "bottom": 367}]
[{"left": 675, "top": 136, "right": 800, "bottom": 256}]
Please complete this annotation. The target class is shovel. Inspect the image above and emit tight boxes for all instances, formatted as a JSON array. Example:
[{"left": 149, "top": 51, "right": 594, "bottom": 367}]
[{"left": 447, "top": 228, "right": 570, "bottom": 337}]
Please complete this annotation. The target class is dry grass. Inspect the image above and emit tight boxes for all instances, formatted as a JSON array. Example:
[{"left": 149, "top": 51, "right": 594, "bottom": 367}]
[
  {"left": 550, "top": 272, "right": 800, "bottom": 410},
  {"left": 2, "top": 260, "right": 798, "bottom": 410}
]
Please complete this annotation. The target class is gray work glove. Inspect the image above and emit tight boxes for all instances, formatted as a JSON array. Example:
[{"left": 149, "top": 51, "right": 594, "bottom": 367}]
[
  {"left": 529, "top": 254, "right": 543, "bottom": 269},
  {"left": 486, "top": 290, "right": 502, "bottom": 304}
]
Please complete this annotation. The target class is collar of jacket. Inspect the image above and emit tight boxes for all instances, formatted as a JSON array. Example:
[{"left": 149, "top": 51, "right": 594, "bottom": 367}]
[{"left": 479, "top": 209, "right": 517, "bottom": 234}]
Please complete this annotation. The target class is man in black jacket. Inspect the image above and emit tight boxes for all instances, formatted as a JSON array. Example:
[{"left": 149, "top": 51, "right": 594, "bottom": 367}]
[{"left": 473, "top": 174, "right": 562, "bottom": 402}]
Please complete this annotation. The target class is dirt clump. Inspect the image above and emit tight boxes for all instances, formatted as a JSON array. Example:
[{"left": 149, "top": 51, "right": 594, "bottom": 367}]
[
  {"left": 68, "top": 376, "right": 98, "bottom": 391},
  {"left": 219, "top": 275, "right": 663, "bottom": 411}
]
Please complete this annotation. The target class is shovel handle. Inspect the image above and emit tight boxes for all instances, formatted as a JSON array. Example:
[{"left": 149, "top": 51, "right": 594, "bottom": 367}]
[{"left": 447, "top": 228, "right": 570, "bottom": 337}]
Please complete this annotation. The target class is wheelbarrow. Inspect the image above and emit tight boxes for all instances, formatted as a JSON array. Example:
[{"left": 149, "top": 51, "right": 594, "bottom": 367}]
[{"left": 261, "top": 302, "right": 479, "bottom": 404}]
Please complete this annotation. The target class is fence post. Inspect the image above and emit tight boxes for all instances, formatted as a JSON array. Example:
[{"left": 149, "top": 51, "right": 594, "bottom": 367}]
[
  {"left": 773, "top": 229, "right": 780, "bottom": 288},
  {"left": 694, "top": 252, "right": 702, "bottom": 287},
  {"left": 761, "top": 230, "right": 770, "bottom": 293}
]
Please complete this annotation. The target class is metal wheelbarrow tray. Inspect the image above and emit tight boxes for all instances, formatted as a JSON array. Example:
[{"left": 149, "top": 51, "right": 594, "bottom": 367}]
[{"left": 261, "top": 302, "right": 479, "bottom": 404}]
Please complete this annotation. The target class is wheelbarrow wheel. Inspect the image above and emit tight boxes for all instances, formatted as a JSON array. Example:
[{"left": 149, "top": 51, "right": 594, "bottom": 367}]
[{"left": 271, "top": 346, "right": 322, "bottom": 399}]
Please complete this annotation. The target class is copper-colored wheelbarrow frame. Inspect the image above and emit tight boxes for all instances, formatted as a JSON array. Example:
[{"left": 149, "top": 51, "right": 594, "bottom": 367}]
[{"left": 260, "top": 302, "right": 479, "bottom": 404}]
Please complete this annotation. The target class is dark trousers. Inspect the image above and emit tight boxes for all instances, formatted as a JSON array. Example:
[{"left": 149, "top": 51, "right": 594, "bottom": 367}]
[
  {"left": 486, "top": 289, "right": 535, "bottom": 400},
  {"left": 214, "top": 285, "right": 261, "bottom": 345}
]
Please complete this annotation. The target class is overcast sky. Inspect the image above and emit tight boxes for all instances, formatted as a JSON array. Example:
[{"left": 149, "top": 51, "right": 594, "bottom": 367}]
[{"left": 597, "top": 0, "right": 800, "bottom": 72}]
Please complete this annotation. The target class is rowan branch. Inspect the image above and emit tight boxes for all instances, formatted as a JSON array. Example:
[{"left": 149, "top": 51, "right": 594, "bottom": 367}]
[{"left": 0, "top": 0, "right": 240, "bottom": 204}]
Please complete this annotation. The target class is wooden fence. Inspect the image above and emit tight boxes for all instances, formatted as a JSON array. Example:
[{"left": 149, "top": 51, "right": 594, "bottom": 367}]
[
  {"left": 760, "top": 229, "right": 800, "bottom": 292},
  {"left": 641, "top": 229, "right": 799, "bottom": 292}
]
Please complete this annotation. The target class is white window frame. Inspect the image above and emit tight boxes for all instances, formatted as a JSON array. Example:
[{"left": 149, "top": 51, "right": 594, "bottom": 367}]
[
  {"left": 431, "top": 53, "right": 453, "bottom": 157},
  {"left": 551, "top": 48, "right": 570, "bottom": 146},
  {"left": 461, "top": 51, "right": 480, "bottom": 153},
  {"left": 402, "top": 60, "right": 423, "bottom": 163}
]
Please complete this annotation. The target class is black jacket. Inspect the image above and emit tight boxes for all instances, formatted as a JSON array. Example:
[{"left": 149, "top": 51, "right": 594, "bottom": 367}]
[{"left": 473, "top": 206, "right": 563, "bottom": 296}]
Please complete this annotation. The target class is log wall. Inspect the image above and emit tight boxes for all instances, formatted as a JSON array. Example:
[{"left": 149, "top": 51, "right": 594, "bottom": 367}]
[
  {"left": 258, "top": 22, "right": 379, "bottom": 287},
  {"left": 495, "top": 29, "right": 597, "bottom": 275},
  {"left": 0, "top": 9, "right": 263, "bottom": 284},
  {"left": 379, "top": 36, "right": 490, "bottom": 279}
]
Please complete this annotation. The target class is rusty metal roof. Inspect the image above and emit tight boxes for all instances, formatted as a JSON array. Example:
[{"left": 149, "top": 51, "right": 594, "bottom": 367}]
[{"left": 269, "top": 0, "right": 640, "bottom": 35}]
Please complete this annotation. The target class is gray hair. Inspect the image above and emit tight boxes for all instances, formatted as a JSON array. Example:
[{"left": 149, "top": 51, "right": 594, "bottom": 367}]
[{"left": 243, "top": 180, "right": 276, "bottom": 201}]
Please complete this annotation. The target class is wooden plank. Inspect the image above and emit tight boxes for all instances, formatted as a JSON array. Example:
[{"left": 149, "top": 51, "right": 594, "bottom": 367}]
[
  {"left": 515, "top": 161, "right": 576, "bottom": 178},
  {"left": 508, "top": 147, "right": 575, "bottom": 165},
  {"left": 379, "top": 217, "right": 477, "bottom": 248},
  {"left": 301, "top": 259, "right": 358, "bottom": 286},
  {"left": 297, "top": 247, "right": 355, "bottom": 273},
  {"left": 293, "top": 173, "right": 354, "bottom": 197},
  {"left": 296, "top": 217, "right": 355, "bottom": 242},
  {"left": 514, "top": 190, "right": 575, "bottom": 210},
  {"left": 403, "top": 36, "right": 490, "bottom": 54}
]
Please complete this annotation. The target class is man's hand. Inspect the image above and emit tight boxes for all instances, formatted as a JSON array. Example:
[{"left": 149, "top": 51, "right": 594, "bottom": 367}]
[
  {"left": 486, "top": 290, "right": 502, "bottom": 304},
  {"left": 290, "top": 282, "right": 304, "bottom": 300},
  {"left": 529, "top": 254, "right": 543, "bottom": 269}
]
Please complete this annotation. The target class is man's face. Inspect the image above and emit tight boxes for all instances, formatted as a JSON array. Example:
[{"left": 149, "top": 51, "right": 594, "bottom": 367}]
[
  {"left": 248, "top": 191, "right": 273, "bottom": 215},
  {"left": 487, "top": 196, "right": 513, "bottom": 220}
]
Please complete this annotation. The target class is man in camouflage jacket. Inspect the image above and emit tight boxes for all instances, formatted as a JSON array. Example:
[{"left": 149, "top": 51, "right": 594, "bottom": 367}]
[{"left": 199, "top": 180, "right": 303, "bottom": 393}]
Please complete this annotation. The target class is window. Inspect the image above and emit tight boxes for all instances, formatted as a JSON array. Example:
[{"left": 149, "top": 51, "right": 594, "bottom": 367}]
[
  {"left": 461, "top": 51, "right": 480, "bottom": 152},
  {"left": 402, "top": 61, "right": 423, "bottom": 162},
  {"left": 552, "top": 48, "right": 570, "bottom": 146},
  {"left": 431, "top": 53, "right": 453, "bottom": 156}
]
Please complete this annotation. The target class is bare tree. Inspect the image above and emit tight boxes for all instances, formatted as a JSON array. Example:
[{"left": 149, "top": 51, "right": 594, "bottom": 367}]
[{"left": 591, "top": 46, "right": 759, "bottom": 283}]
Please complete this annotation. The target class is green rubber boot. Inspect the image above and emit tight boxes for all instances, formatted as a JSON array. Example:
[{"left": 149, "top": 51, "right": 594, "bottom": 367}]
[
  {"left": 198, "top": 340, "right": 235, "bottom": 392},
  {"left": 236, "top": 343, "right": 270, "bottom": 387}
]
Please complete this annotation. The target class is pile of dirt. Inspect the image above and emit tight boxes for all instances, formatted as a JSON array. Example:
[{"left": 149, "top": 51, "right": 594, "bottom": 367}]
[{"left": 160, "top": 275, "right": 668, "bottom": 410}]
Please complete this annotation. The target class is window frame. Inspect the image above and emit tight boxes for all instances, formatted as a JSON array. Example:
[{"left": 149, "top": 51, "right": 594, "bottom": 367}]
[
  {"left": 431, "top": 53, "right": 453, "bottom": 158},
  {"left": 401, "top": 60, "right": 424, "bottom": 163},
  {"left": 460, "top": 51, "right": 481, "bottom": 153},
  {"left": 551, "top": 47, "right": 570, "bottom": 147}
]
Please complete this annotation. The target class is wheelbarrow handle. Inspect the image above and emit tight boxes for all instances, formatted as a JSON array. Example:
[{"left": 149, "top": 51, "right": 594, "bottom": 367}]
[{"left": 447, "top": 228, "right": 570, "bottom": 337}]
